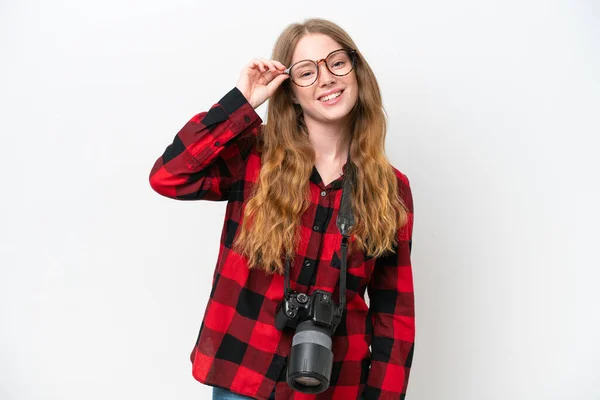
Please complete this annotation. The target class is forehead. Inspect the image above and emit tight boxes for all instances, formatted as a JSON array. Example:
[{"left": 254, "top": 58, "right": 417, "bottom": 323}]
[{"left": 291, "top": 33, "right": 344, "bottom": 63}]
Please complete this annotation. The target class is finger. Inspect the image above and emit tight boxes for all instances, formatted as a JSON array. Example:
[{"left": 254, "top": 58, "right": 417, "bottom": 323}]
[
  {"left": 263, "top": 68, "right": 285, "bottom": 82},
  {"left": 260, "top": 58, "right": 271, "bottom": 72},
  {"left": 266, "top": 73, "right": 290, "bottom": 92},
  {"left": 251, "top": 58, "right": 267, "bottom": 73},
  {"left": 260, "top": 58, "right": 277, "bottom": 72},
  {"left": 272, "top": 60, "right": 287, "bottom": 70}
]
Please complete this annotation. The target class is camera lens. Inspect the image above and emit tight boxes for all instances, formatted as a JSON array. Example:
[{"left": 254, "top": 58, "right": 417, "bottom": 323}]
[
  {"left": 294, "top": 376, "right": 321, "bottom": 387},
  {"left": 286, "top": 320, "right": 333, "bottom": 394}
]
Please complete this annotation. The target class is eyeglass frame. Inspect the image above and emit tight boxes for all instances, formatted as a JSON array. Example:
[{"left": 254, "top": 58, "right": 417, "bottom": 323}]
[{"left": 283, "top": 48, "right": 358, "bottom": 87}]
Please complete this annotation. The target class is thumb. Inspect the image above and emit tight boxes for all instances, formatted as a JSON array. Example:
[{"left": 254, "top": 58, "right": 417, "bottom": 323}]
[{"left": 267, "top": 73, "right": 289, "bottom": 93}]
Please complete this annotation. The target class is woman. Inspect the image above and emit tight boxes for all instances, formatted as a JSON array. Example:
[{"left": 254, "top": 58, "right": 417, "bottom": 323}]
[{"left": 149, "top": 18, "right": 415, "bottom": 400}]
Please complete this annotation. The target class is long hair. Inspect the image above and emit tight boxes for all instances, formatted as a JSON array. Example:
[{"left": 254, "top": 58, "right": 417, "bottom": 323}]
[{"left": 232, "top": 18, "right": 409, "bottom": 274}]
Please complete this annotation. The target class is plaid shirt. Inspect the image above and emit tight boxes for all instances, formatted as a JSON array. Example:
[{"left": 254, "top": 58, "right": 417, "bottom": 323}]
[{"left": 149, "top": 87, "right": 415, "bottom": 400}]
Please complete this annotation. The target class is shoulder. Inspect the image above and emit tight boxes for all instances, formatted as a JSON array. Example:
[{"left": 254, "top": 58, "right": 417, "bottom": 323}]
[
  {"left": 391, "top": 165, "right": 410, "bottom": 187},
  {"left": 390, "top": 165, "right": 413, "bottom": 212}
]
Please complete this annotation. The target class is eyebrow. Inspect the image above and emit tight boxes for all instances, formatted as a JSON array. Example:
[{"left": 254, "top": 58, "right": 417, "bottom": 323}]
[{"left": 290, "top": 48, "right": 345, "bottom": 65}]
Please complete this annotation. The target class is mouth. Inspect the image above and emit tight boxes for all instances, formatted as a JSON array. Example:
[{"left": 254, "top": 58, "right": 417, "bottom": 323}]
[{"left": 318, "top": 89, "right": 344, "bottom": 103}]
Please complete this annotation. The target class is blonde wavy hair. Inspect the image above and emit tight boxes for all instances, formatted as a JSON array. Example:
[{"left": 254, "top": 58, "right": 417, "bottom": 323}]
[{"left": 232, "top": 18, "right": 409, "bottom": 274}]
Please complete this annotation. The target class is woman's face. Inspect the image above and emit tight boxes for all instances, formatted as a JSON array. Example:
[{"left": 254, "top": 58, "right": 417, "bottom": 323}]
[{"left": 288, "top": 33, "right": 358, "bottom": 126}]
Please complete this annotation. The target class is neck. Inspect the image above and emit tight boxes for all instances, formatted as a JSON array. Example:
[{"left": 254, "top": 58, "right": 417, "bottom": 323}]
[{"left": 305, "top": 117, "right": 351, "bottom": 163}]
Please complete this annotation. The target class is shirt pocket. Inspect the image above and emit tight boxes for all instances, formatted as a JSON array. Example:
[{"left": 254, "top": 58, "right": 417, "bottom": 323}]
[{"left": 330, "top": 245, "right": 374, "bottom": 294}]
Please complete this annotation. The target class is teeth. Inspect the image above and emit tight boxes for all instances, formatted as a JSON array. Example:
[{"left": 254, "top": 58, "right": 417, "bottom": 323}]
[{"left": 320, "top": 91, "right": 342, "bottom": 102}]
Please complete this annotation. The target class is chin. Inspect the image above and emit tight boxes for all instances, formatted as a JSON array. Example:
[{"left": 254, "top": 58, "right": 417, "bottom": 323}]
[
  {"left": 321, "top": 104, "right": 354, "bottom": 121},
  {"left": 302, "top": 99, "right": 357, "bottom": 124},
  {"left": 323, "top": 111, "right": 352, "bottom": 123}
]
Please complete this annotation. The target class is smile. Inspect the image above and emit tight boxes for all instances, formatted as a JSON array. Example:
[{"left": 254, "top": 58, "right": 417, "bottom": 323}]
[{"left": 319, "top": 90, "right": 344, "bottom": 102}]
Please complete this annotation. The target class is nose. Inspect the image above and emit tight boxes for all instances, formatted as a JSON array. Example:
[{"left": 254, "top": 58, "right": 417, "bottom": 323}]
[{"left": 316, "top": 60, "right": 336, "bottom": 86}]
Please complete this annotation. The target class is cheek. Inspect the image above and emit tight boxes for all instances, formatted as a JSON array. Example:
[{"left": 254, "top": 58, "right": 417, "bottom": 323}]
[
  {"left": 348, "top": 78, "right": 359, "bottom": 98},
  {"left": 346, "top": 82, "right": 359, "bottom": 105},
  {"left": 297, "top": 91, "right": 315, "bottom": 106},
  {"left": 349, "top": 89, "right": 359, "bottom": 105}
]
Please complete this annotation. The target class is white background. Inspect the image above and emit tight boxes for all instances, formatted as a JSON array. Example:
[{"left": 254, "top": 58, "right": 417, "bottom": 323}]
[{"left": 1, "top": 1, "right": 599, "bottom": 399}]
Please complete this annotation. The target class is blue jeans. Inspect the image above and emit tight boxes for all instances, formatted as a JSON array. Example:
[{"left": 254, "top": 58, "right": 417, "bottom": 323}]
[
  {"left": 213, "top": 386, "right": 364, "bottom": 400},
  {"left": 212, "top": 386, "right": 275, "bottom": 400}
]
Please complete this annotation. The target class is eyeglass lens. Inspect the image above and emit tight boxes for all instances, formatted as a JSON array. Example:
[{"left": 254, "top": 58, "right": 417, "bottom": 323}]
[{"left": 289, "top": 50, "right": 353, "bottom": 86}]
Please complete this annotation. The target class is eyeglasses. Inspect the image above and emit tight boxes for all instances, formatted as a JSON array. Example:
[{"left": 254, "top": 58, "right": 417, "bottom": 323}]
[{"left": 284, "top": 48, "right": 357, "bottom": 87}]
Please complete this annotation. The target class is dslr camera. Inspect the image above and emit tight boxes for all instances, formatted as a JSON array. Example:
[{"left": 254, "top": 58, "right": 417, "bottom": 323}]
[{"left": 275, "top": 289, "right": 343, "bottom": 394}]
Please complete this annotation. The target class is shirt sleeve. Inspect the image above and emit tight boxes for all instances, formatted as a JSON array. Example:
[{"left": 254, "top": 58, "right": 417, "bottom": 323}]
[
  {"left": 364, "top": 174, "right": 415, "bottom": 399},
  {"left": 149, "top": 87, "right": 262, "bottom": 201}
]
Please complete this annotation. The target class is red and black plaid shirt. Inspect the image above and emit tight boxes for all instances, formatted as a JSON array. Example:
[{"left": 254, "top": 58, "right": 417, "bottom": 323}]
[{"left": 149, "top": 87, "right": 415, "bottom": 400}]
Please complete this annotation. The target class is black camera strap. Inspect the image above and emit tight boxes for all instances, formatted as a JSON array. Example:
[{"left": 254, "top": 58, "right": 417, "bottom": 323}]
[
  {"left": 284, "top": 150, "right": 355, "bottom": 315},
  {"left": 335, "top": 152, "right": 355, "bottom": 314}
]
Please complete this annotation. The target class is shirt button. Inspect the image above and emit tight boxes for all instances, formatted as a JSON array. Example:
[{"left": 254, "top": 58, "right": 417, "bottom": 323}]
[
  {"left": 313, "top": 225, "right": 320, "bottom": 231},
  {"left": 214, "top": 141, "right": 221, "bottom": 147},
  {"left": 320, "top": 191, "right": 327, "bottom": 197},
  {"left": 244, "top": 116, "right": 251, "bottom": 123}
]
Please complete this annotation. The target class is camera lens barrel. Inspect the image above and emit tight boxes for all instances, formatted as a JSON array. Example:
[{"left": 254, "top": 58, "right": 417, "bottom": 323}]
[{"left": 286, "top": 320, "right": 334, "bottom": 394}]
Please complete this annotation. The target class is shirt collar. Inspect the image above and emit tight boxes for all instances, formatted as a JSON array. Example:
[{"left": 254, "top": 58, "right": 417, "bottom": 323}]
[{"left": 310, "top": 165, "right": 344, "bottom": 190}]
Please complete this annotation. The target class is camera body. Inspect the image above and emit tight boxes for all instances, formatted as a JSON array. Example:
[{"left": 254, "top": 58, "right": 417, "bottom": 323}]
[
  {"left": 275, "top": 289, "right": 343, "bottom": 394},
  {"left": 275, "top": 290, "right": 342, "bottom": 333}
]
